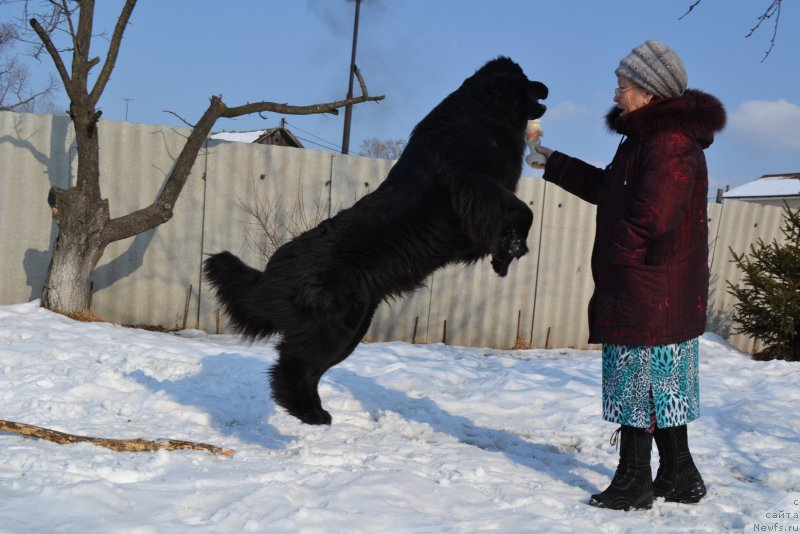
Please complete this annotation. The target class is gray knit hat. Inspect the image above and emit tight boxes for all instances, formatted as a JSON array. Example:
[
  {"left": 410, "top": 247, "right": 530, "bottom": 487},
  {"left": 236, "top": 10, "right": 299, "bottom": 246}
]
[{"left": 615, "top": 40, "right": 687, "bottom": 99}]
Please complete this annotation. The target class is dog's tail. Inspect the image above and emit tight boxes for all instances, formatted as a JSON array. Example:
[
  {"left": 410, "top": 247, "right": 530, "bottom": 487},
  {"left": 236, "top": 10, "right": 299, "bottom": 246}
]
[{"left": 203, "top": 251, "right": 277, "bottom": 339}]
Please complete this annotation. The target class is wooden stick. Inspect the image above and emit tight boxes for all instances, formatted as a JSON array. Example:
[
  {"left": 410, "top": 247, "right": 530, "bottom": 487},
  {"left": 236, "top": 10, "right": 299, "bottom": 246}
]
[{"left": 0, "top": 419, "right": 235, "bottom": 456}]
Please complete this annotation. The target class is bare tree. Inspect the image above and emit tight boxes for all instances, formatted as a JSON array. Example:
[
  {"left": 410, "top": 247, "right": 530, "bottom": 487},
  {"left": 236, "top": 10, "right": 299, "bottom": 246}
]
[
  {"left": 237, "top": 179, "right": 330, "bottom": 269},
  {"left": 358, "top": 136, "right": 405, "bottom": 159},
  {"left": 0, "top": 21, "right": 58, "bottom": 111},
  {"left": 14, "top": 0, "right": 383, "bottom": 314},
  {"left": 680, "top": 0, "right": 783, "bottom": 61}
]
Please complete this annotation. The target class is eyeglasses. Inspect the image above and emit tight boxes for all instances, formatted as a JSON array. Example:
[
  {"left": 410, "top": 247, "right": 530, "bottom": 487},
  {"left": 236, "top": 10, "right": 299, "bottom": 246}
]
[{"left": 614, "top": 86, "right": 635, "bottom": 97}]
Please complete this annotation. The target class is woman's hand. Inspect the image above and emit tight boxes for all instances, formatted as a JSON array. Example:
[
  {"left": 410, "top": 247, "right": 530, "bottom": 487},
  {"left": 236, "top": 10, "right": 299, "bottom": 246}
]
[{"left": 535, "top": 144, "right": 554, "bottom": 159}]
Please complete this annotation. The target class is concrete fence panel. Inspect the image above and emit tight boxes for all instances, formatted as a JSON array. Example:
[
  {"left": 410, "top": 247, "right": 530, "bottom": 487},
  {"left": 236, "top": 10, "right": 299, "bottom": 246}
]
[
  {"left": 707, "top": 200, "right": 788, "bottom": 353},
  {"left": 0, "top": 111, "right": 791, "bottom": 354},
  {"left": 199, "top": 141, "right": 335, "bottom": 333},
  {"left": 423, "top": 177, "right": 545, "bottom": 349},
  {"left": 0, "top": 112, "right": 74, "bottom": 305},
  {"left": 529, "top": 181, "right": 598, "bottom": 349},
  {"left": 89, "top": 121, "right": 206, "bottom": 329}
]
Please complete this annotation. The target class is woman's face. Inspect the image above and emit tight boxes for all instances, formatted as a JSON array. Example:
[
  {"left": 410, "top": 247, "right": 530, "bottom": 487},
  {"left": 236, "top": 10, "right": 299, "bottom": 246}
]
[{"left": 613, "top": 75, "right": 652, "bottom": 114}]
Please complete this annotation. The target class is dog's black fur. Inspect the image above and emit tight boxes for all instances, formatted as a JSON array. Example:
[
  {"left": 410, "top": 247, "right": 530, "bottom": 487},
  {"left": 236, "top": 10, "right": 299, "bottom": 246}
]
[{"left": 204, "top": 57, "right": 548, "bottom": 425}]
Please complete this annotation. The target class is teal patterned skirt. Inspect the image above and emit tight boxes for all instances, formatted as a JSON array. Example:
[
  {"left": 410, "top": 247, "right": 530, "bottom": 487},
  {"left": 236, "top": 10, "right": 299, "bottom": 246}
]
[{"left": 601, "top": 338, "right": 700, "bottom": 429}]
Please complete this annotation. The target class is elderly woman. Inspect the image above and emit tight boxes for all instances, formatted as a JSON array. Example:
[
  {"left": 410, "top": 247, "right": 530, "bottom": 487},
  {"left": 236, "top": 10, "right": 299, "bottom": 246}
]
[{"left": 535, "top": 40, "right": 726, "bottom": 511}]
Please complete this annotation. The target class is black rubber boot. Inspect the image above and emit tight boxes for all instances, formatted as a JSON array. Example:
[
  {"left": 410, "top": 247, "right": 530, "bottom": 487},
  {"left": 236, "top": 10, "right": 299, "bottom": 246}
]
[
  {"left": 589, "top": 426, "right": 654, "bottom": 511},
  {"left": 653, "top": 425, "right": 706, "bottom": 503}
]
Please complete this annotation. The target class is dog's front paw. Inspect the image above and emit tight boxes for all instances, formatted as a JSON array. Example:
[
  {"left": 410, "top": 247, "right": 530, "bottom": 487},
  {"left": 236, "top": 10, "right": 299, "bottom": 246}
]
[
  {"left": 501, "top": 226, "right": 529, "bottom": 259},
  {"left": 491, "top": 254, "right": 512, "bottom": 277},
  {"left": 492, "top": 226, "right": 529, "bottom": 277}
]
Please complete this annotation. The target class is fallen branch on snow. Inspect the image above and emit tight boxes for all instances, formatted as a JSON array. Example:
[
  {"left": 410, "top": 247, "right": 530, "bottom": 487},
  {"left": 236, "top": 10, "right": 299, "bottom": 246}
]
[{"left": 0, "top": 419, "right": 235, "bottom": 456}]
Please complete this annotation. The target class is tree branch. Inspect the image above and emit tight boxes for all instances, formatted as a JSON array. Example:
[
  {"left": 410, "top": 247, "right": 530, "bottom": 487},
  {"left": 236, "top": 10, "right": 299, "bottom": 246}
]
[
  {"left": 103, "top": 82, "right": 384, "bottom": 244},
  {"left": 163, "top": 109, "right": 195, "bottom": 128},
  {"left": 745, "top": 0, "right": 781, "bottom": 62},
  {"left": 0, "top": 419, "right": 235, "bottom": 456},
  {"left": 29, "top": 17, "right": 74, "bottom": 101},
  {"left": 90, "top": 0, "right": 137, "bottom": 106},
  {"left": 681, "top": 0, "right": 783, "bottom": 61},
  {"left": 745, "top": 0, "right": 780, "bottom": 37},
  {"left": 59, "top": 0, "right": 78, "bottom": 50},
  {"left": 72, "top": 0, "right": 94, "bottom": 85},
  {"left": 354, "top": 65, "right": 368, "bottom": 97},
  {"left": 1, "top": 82, "right": 56, "bottom": 111},
  {"left": 678, "top": 0, "right": 702, "bottom": 20},
  {"left": 222, "top": 93, "right": 383, "bottom": 119},
  {"left": 102, "top": 95, "right": 227, "bottom": 243}
]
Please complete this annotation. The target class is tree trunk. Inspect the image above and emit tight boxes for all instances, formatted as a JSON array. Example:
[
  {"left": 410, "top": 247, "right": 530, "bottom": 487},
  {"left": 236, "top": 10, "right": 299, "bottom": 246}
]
[
  {"left": 41, "top": 187, "right": 110, "bottom": 313},
  {"left": 41, "top": 232, "right": 105, "bottom": 312}
]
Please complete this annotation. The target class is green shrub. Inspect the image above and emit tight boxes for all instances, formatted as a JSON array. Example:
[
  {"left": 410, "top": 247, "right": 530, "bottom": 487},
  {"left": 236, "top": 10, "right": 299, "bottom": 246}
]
[{"left": 728, "top": 203, "right": 800, "bottom": 361}]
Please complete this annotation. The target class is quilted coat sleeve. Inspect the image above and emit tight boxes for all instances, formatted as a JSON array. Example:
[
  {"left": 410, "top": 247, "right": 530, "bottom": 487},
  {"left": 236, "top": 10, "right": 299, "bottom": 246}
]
[{"left": 609, "top": 131, "right": 700, "bottom": 266}]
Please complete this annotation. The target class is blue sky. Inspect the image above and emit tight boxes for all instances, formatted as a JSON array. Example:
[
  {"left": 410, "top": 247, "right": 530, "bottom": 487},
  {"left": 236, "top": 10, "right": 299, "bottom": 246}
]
[{"left": 4, "top": 1, "right": 799, "bottom": 192}]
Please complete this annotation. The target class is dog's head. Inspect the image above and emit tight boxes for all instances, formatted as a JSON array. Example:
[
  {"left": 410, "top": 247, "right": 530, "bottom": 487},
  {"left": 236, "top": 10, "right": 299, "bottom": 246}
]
[{"left": 469, "top": 57, "right": 548, "bottom": 121}]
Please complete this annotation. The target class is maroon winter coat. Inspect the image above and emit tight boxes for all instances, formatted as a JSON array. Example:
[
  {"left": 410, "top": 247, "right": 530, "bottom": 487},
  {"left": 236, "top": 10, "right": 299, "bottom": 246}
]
[{"left": 543, "top": 89, "right": 726, "bottom": 345}]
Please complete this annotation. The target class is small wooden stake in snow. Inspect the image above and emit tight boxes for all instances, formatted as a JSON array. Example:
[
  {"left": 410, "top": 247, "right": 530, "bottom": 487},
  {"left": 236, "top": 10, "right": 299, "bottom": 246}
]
[{"left": 0, "top": 420, "right": 235, "bottom": 456}]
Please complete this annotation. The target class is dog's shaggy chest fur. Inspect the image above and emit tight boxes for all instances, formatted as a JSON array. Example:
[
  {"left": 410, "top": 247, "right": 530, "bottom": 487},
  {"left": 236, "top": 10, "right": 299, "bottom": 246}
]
[{"left": 205, "top": 57, "right": 548, "bottom": 425}]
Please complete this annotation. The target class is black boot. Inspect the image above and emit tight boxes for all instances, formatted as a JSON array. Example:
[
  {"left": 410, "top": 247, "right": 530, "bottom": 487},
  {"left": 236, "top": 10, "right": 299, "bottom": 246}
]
[
  {"left": 653, "top": 425, "right": 706, "bottom": 503},
  {"left": 589, "top": 426, "right": 654, "bottom": 511}
]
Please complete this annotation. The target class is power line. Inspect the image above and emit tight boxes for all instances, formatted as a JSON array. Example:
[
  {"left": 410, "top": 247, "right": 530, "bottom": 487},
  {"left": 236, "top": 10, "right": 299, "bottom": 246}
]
[
  {"left": 293, "top": 134, "right": 341, "bottom": 152},
  {"left": 284, "top": 120, "right": 341, "bottom": 152},
  {"left": 284, "top": 120, "right": 338, "bottom": 145}
]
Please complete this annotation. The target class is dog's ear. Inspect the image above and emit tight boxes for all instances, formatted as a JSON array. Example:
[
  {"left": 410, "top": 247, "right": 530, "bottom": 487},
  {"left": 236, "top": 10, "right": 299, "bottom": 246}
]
[{"left": 529, "top": 81, "right": 548, "bottom": 100}]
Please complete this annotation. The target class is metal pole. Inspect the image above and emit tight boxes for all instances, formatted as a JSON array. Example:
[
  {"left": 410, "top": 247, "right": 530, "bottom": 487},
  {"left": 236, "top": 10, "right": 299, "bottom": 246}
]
[
  {"left": 341, "top": 0, "right": 361, "bottom": 155},
  {"left": 123, "top": 98, "right": 133, "bottom": 121}
]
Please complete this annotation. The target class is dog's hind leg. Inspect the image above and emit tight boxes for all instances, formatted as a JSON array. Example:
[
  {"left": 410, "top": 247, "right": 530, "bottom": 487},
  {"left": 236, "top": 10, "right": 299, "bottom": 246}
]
[
  {"left": 270, "top": 345, "right": 332, "bottom": 425},
  {"left": 305, "top": 305, "right": 377, "bottom": 422},
  {"left": 270, "top": 303, "right": 376, "bottom": 425}
]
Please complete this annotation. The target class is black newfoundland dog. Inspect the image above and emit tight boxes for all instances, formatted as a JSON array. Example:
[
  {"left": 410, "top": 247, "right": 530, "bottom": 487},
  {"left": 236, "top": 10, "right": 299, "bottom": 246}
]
[{"left": 205, "top": 57, "right": 548, "bottom": 425}]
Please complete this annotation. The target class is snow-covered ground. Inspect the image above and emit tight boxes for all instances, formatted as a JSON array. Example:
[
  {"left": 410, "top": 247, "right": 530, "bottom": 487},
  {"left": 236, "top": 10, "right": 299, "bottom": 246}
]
[{"left": 0, "top": 301, "right": 797, "bottom": 533}]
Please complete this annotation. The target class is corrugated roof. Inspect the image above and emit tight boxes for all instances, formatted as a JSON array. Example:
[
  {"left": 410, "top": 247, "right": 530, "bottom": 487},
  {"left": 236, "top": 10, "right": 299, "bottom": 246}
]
[{"left": 723, "top": 173, "right": 800, "bottom": 199}]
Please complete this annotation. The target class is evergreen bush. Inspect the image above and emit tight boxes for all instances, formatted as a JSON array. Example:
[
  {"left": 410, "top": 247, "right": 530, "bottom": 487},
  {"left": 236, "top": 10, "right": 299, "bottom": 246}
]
[{"left": 728, "top": 203, "right": 800, "bottom": 361}]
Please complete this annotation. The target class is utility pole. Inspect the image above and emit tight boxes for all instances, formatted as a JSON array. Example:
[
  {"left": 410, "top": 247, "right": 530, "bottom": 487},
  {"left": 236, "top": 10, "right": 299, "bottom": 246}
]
[{"left": 341, "top": 0, "right": 361, "bottom": 155}]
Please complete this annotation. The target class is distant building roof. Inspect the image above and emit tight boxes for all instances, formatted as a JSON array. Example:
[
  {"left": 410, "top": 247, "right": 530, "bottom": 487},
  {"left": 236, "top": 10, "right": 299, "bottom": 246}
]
[
  {"left": 723, "top": 173, "right": 800, "bottom": 199},
  {"left": 210, "top": 125, "right": 303, "bottom": 148},
  {"left": 211, "top": 129, "right": 267, "bottom": 143}
]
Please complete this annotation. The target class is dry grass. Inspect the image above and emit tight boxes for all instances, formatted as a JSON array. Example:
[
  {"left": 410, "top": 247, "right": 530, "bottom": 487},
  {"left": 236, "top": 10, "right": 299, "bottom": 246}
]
[
  {"left": 62, "top": 309, "right": 176, "bottom": 333},
  {"left": 62, "top": 309, "right": 106, "bottom": 323},
  {"left": 512, "top": 337, "right": 531, "bottom": 350}
]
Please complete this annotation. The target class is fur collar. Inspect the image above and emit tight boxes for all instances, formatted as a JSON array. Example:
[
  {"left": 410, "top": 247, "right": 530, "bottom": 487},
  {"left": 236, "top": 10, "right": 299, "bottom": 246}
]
[{"left": 605, "top": 89, "right": 726, "bottom": 148}]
